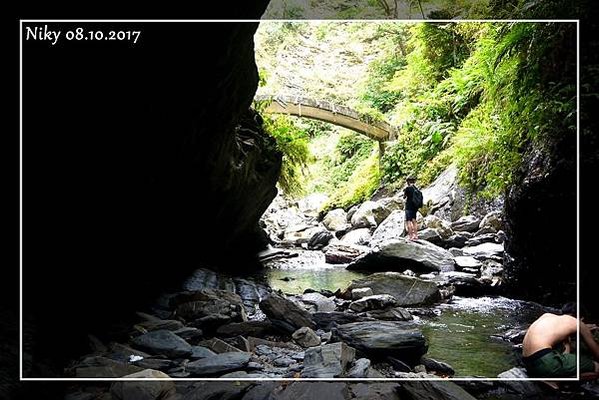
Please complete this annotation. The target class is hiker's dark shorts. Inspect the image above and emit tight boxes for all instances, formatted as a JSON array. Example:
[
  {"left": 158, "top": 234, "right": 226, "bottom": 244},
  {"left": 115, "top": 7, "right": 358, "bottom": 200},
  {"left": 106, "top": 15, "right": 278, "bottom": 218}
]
[
  {"left": 405, "top": 209, "right": 417, "bottom": 221},
  {"left": 523, "top": 348, "right": 595, "bottom": 377}
]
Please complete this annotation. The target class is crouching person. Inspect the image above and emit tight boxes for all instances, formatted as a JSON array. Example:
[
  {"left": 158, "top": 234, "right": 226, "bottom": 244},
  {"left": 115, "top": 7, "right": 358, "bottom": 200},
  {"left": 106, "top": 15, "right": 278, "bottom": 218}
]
[{"left": 522, "top": 303, "right": 599, "bottom": 380}]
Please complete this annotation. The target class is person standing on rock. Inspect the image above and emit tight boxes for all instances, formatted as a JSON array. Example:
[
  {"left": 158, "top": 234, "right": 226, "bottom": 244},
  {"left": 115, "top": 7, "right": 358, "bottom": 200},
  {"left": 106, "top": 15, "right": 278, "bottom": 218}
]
[
  {"left": 522, "top": 303, "right": 599, "bottom": 382},
  {"left": 403, "top": 175, "right": 421, "bottom": 240}
]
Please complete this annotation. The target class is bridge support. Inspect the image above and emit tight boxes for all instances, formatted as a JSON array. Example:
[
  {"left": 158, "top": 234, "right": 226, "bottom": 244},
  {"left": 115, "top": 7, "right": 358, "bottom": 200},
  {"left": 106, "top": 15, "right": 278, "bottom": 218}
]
[{"left": 378, "top": 141, "right": 386, "bottom": 173}]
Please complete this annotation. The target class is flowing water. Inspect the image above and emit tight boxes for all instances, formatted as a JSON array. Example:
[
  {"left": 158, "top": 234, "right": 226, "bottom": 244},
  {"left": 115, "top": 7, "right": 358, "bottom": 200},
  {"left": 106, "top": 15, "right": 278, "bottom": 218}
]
[{"left": 263, "top": 251, "right": 545, "bottom": 378}]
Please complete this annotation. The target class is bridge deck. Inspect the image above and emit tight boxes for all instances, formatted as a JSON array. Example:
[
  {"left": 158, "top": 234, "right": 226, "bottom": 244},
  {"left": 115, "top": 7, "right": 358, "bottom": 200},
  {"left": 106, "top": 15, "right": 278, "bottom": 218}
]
[{"left": 255, "top": 95, "right": 397, "bottom": 141}]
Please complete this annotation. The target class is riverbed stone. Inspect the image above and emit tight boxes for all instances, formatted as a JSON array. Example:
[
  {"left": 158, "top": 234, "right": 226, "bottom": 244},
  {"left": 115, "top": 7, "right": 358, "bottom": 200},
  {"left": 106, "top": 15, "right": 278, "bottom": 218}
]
[
  {"left": 216, "top": 320, "right": 274, "bottom": 338},
  {"left": 365, "top": 307, "right": 412, "bottom": 321},
  {"left": 497, "top": 367, "right": 543, "bottom": 396},
  {"left": 308, "top": 230, "right": 334, "bottom": 250},
  {"left": 131, "top": 330, "right": 192, "bottom": 358},
  {"left": 187, "top": 352, "right": 252, "bottom": 376},
  {"left": 346, "top": 272, "right": 441, "bottom": 307},
  {"left": 71, "top": 356, "right": 144, "bottom": 378},
  {"left": 190, "top": 346, "right": 217, "bottom": 359},
  {"left": 346, "top": 358, "right": 371, "bottom": 378},
  {"left": 400, "top": 381, "right": 478, "bottom": 400},
  {"left": 334, "top": 321, "right": 427, "bottom": 364},
  {"left": 259, "top": 291, "right": 316, "bottom": 331},
  {"left": 292, "top": 327, "right": 321, "bottom": 348},
  {"left": 418, "top": 228, "right": 445, "bottom": 246},
  {"left": 351, "top": 287, "right": 373, "bottom": 300},
  {"left": 312, "top": 312, "right": 372, "bottom": 331},
  {"left": 350, "top": 201, "right": 391, "bottom": 228},
  {"left": 423, "top": 215, "right": 454, "bottom": 239},
  {"left": 198, "top": 337, "right": 243, "bottom": 353},
  {"left": 324, "top": 244, "right": 368, "bottom": 264},
  {"left": 301, "top": 342, "right": 356, "bottom": 378},
  {"left": 451, "top": 215, "right": 482, "bottom": 233},
  {"left": 465, "top": 233, "right": 499, "bottom": 247},
  {"left": 323, "top": 209, "right": 350, "bottom": 231},
  {"left": 172, "top": 289, "right": 247, "bottom": 327},
  {"left": 349, "top": 294, "right": 398, "bottom": 313},
  {"left": 347, "top": 238, "right": 455, "bottom": 273},
  {"left": 479, "top": 210, "right": 503, "bottom": 231},
  {"left": 339, "top": 228, "right": 372, "bottom": 246},
  {"left": 301, "top": 292, "right": 336, "bottom": 312},
  {"left": 110, "top": 369, "right": 175, "bottom": 400}
]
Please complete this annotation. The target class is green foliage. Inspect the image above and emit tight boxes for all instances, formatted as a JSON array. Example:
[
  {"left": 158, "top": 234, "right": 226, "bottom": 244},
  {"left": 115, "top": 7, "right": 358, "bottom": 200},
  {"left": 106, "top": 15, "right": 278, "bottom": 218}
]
[
  {"left": 325, "top": 150, "right": 381, "bottom": 210},
  {"left": 262, "top": 114, "right": 311, "bottom": 198}
]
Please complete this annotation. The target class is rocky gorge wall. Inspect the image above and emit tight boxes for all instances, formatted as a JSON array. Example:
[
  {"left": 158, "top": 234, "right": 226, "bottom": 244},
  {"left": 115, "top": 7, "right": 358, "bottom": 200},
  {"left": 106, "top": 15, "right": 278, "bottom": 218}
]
[{"left": 22, "top": 16, "right": 279, "bottom": 376}]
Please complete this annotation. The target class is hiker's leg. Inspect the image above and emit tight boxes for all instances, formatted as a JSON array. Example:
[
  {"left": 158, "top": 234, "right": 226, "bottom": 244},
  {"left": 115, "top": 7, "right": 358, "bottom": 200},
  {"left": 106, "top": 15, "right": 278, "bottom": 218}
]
[{"left": 412, "top": 219, "right": 419, "bottom": 239}]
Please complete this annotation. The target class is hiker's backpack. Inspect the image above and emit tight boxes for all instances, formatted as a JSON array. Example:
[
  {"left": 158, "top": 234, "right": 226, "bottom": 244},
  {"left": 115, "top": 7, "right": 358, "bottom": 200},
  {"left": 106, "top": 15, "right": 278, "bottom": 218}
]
[{"left": 413, "top": 187, "right": 423, "bottom": 209}]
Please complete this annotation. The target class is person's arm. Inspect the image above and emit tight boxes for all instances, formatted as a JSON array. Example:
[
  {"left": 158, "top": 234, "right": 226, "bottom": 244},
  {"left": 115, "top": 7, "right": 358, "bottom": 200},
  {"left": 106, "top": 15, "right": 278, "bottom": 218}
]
[{"left": 581, "top": 322, "right": 599, "bottom": 361}]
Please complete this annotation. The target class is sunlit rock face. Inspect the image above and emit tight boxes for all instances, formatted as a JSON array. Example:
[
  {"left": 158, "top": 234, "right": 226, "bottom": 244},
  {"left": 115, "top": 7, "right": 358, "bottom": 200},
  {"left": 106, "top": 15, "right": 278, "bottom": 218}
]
[{"left": 22, "top": 12, "right": 278, "bottom": 375}]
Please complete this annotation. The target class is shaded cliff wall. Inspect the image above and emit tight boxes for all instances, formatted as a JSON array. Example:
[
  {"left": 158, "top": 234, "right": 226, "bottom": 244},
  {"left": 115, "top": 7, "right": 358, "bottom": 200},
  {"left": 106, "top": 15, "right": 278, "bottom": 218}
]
[{"left": 22, "top": 18, "right": 279, "bottom": 375}]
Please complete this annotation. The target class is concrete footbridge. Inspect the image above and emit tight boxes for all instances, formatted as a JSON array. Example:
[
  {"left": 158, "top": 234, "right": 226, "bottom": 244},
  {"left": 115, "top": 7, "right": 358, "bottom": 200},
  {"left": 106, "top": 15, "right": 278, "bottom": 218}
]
[{"left": 254, "top": 95, "right": 398, "bottom": 142}]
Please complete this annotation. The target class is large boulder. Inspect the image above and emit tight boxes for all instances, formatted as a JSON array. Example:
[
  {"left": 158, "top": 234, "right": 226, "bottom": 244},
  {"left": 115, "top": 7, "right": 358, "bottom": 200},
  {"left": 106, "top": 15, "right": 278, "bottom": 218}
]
[
  {"left": 350, "top": 201, "right": 391, "bottom": 228},
  {"left": 451, "top": 216, "right": 482, "bottom": 233},
  {"left": 339, "top": 228, "right": 372, "bottom": 246},
  {"left": 298, "top": 193, "right": 329, "bottom": 217},
  {"left": 462, "top": 242, "right": 504, "bottom": 260},
  {"left": 187, "top": 352, "right": 252, "bottom": 376},
  {"left": 110, "top": 369, "right": 176, "bottom": 400},
  {"left": 400, "top": 381, "right": 478, "bottom": 400},
  {"left": 301, "top": 342, "right": 356, "bottom": 378},
  {"left": 259, "top": 292, "right": 316, "bottom": 332},
  {"left": 324, "top": 244, "right": 369, "bottom": 264},
  {"left": 334, "top": 321, "right": 427, "bottom": 364},
  {"left": 131, "top": 330, "right": 193, "bottom": 358},
  {"left": 347, "top": 238, "right": 455, "bottom": 273},
  {"left": 370, "top": 210, "right": 406, "bottom": 244},
  {"left": 172, "top": 289, "right": 247, "bottom": 332},
  {"left": 345, "top": 272, "right": 441, "bottom": 307},
  {"left": 323, "top": 209, "right": 350, "bottom": 231},
  {"left": 349, "top": 294, "right": 398, "bottom": 313}
]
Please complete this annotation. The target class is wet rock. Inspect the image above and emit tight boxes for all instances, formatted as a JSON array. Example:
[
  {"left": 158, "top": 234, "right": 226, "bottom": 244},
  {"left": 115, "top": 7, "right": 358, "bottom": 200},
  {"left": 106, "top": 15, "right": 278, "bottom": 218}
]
[
  {"left": 216, "top": 320, "right": 274, "bottom": 338},
  {"left": 187, "top": 352, "right": 252, "bottom": 376},
  {"left": 173, "top": 327, "right": 203, "bottom": 343},
  {"left": 198, "top": 337, "right": 243, "bottom": 354},
  {"left": 302, "top": 342, "right": 356, "bottom": 378},
  {"left": 347, "top": 358, "right": 371, "bottom": 378},
  {"left": 365, "top": 307, "right": 412, "bottom": 321},
  {"left": 334, "top": 321, "right": 427, "bottom": 364},
  {"left": 421, "top": 357, "right": 455, "bottom": 376},
  {"left": 351, "top": 287, "right": 373, "bottom": 300},
  {"left": 132, "top": 358, "right": 175, "bottom": 371},
  {"left": 453, "top": 256, "right": 482, "bottom": 270},
  {"left": 339, "top": 228, "right": 372, "bottom": 246},
  {"left": 312, "top": 312, "right": 372, "bottom": 332},
  {"left": 308, "top": 230, "right": 334, "bottom": 250},
  {"left": 324, "top": 244, "right": 367, "bottom": 264},
  {"left": 190, "top": 346, "right": 217, "bottom": 359},
  {"left": 70, "top": 356, "right": 144, "bottom": 378},
  {"left": 451, "top": 216, "right": 482, "bottom": 233},
  {"left": 481, "top": 260, "right": 504, "bottom": 280},
  {"left": 347, "top": 239, "right": 455, "bottom": 273},
  {"left": 349, "top": 294, "right": 398, "bottom": 313},
  {"left": 346, "top": 272, "right": 441, "bottom": 307},
  {"left": 497, "top": 367, "right": 543, "bottom": 396},
  {"left": 301, "top": 292, "right": 336, "bottom": 312},
  {"left": 400, "top": 381, "right": 478, "bottom": 400},
  {"left": 292, "top": 327, "right": 321, "bottom": 348},
  {"left": 135, "top": 318, "right": 184, "bottom": 333},
  {"left": 351, "top": 201, "right": 391, "bottom": 228},
  {"left": 248, "top": 337, "right": 299, "bottom": 352},
  {"left": 260, "top": 291, "right": 316, "bottom": 331},
  {"left": 172, "top": 289, "right": 247, "bottom": 331},
  {"left": 323, "top": 209, "right": 350, "bottom": 231},
  {"left": 131, "top": 330, "right": 192, "bottom": 358},
  {"left": 421, "top": 165, "right": 458, "bottom": 213},
  {"left": 110, "top": 369, "right": 175, "bottom": 400}
]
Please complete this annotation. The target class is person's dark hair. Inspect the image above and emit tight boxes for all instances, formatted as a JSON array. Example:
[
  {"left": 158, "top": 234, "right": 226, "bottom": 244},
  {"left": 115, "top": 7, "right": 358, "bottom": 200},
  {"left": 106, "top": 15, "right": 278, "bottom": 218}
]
[{"left": 561, "top": 302, "right": 577, "bottom": 317}]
